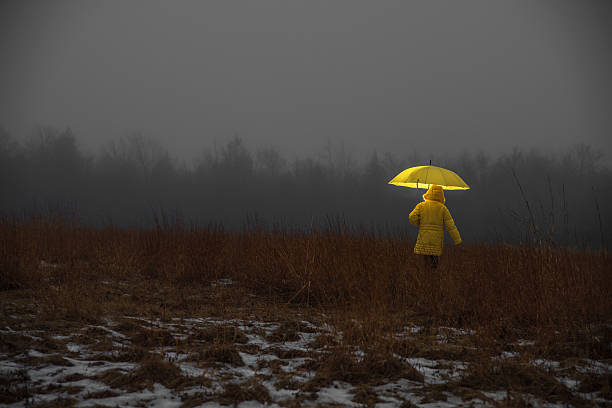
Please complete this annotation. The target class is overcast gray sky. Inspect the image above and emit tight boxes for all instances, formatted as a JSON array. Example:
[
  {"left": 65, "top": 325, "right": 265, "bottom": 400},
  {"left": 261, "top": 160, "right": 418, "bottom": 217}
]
[{"left": 1, "top": 0, "right": 611, "bottom": 164}]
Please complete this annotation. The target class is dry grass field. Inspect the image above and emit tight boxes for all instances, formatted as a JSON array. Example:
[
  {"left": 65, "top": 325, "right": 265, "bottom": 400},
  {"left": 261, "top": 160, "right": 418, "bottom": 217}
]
[{"left": 1, "top": 216, "right": 611, "bottom": 407}]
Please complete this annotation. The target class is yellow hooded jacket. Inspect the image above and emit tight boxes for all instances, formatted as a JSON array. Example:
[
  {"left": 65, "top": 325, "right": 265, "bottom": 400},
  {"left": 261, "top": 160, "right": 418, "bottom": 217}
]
[{"left": 409, "top": 185, "right": 462, "bottom": 256}]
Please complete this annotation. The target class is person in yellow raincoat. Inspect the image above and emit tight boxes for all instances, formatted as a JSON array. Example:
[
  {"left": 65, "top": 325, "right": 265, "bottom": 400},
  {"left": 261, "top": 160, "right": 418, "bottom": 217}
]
[{"left": 409, "top": 184, "right": 462, "bottom": 268}]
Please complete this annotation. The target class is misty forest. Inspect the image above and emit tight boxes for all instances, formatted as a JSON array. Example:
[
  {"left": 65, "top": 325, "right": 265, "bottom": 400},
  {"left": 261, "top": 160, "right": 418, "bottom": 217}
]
[{"left": 1, "top": 126, "right": 609, "bottom": 248}]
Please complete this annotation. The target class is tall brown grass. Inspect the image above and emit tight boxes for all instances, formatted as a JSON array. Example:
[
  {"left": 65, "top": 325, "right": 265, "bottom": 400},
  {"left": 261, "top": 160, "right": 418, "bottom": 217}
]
[{"left": 1, "top": 215, "right": 610, "bottom": 342}]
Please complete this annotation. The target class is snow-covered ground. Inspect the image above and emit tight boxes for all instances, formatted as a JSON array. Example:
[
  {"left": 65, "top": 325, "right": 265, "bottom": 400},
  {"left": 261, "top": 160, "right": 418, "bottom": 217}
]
[{"left": 1, "top": 313, "right": 610, "bottom": 408}]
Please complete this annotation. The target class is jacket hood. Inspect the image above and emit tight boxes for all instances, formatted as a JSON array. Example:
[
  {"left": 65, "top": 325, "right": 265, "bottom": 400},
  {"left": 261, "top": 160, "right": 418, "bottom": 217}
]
[{"left": 423, "top": 184, "right": 445, "bottom": 203}]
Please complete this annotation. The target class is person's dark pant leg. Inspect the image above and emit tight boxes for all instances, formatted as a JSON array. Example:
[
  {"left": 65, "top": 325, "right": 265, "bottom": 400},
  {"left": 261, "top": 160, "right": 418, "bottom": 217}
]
[{"left": 427, "top": 255, "right": 439, "bottom": 269}]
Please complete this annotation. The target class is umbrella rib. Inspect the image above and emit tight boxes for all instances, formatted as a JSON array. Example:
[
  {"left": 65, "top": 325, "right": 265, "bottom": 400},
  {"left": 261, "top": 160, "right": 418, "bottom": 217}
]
[{"left": 440, "top": 168, "right": 449, "bottom": 186}]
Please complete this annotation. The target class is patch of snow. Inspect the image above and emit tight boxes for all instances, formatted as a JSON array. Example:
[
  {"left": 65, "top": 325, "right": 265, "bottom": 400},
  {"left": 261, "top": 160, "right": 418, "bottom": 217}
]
[
  {"left": 375, "top": 381, "right": 424, "bottom": 407},
  {"left": 240, "top": 402, "right": 277, "bottom": 408},
  {"left": 299, "top": 320, "right": 319, "bottom": 330},
  {"left": 238, "top": 351, "right": 260, "bottom": 368},
  {"left": 177, "top": 361, "right": 205, "bottom": 377},
  {"left": 438, "top": 326, "right": 476, "bottom": 336},
  {"left": 496, "top": 351, "right": 519, "bottom": 359},
  {"left": 69, "top": 378, "right": 110, "bottom": 393},
  {"left": 162, "top": 351, "right": 189, "bottom": 362},
  {"left": 124, "top": 316, "right": 165, "bottom": 328},
  {"left": 405, "top": 357, "right": 445, "bottom": 384},
  {"left": 66, "top": 342, "right": 85, "bottom": 353},
  {"left": 280, "top": 332, "right": 318, "bottom": 352},
  {"left": 533, "top": 359, "right": 560, "bottom": 370},
  {"left": 316, "top": 381, "right": 357, "bottom": 407},
  {"left": 24, "top": 356, "right": 136, "bottom": 386},
  {"left": 578, "top": 358, "right": 612, "bottom": 374},
  {"left": 482, "top": 390, "right": 509, "bottom": 401},
  {"left": 281, "top": 357, "right": 311, "bottom": 373},
  {"left": 28, "top": 349, "right": 46, "bottom": 357},
  {"left": 374, "top": 394, "right": 404, "bottom": 408},
  {"left": 21, "top": 332, "right": 43, "bottom": 341},
  {"left": 244, "top": 333, "right": 269, "bottom": 348},
  {"left": 211, "top": 278, "right": 234, "bottom": 287},
  {"left": 556, "top": 376, "right": 579, "bottom": 390},
  {"left": 263, "top": 379, "right": 298, "bottom": 402},
  {"left": 319, "top": 322, "right": 335, "bottom": 333},
  {"left": 52, "top": 334, "right": 71, "bottom": 340},
  {"left": 87, "top": 324, "right": 128, "bottom": 339},
  {"left": 75, "top": 382, "right": 182, "bottom": 408}
]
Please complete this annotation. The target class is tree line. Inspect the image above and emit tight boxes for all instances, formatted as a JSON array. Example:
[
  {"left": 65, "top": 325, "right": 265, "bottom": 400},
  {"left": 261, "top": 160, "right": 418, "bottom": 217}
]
[{"left": 1, "top": 126, "right": 610, "bottom": 248}]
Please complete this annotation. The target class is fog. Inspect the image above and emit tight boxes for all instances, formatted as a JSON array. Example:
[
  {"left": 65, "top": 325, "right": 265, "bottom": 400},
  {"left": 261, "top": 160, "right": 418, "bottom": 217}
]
[
  {"left": 1, "top": 1, "right": 611, "bottom": 246},
  {"left": 1, "top": 1, "right": 611, "bottom": 163},
  {"left": 1, "top": 128, "right": 610, "bottom": 248}
]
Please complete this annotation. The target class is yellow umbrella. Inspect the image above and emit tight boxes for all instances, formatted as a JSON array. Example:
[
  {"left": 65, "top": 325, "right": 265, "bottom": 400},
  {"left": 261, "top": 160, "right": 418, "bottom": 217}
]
[{"left": 388, "top": 165, "right": 470, "bottom": 190}]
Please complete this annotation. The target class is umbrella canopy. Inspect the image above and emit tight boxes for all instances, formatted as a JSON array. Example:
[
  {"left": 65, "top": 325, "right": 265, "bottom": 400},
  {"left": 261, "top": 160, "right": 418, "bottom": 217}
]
[{"left": 388, "top": 165, "right": 470, "bottom": 190}]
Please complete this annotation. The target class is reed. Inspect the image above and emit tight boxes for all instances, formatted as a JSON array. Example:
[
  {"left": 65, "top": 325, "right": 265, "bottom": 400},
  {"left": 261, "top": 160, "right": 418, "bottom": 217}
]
[{"left": 1, "top": 214, "right": 610, "bottom": 343}]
